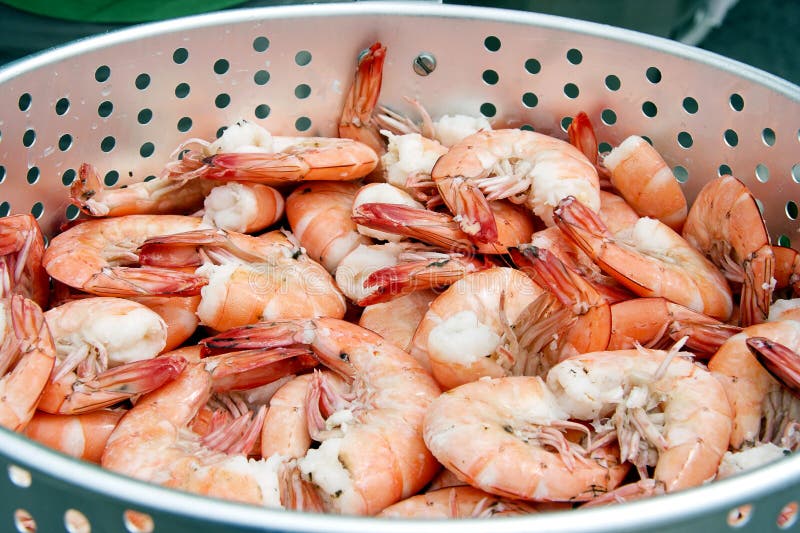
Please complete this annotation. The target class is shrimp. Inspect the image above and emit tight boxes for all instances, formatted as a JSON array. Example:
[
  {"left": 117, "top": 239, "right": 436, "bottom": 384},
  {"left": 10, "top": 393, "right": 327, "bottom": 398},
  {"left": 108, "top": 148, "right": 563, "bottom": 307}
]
[
  {"left": 24, "top": 409, "right": 125, "bottom": 463},
  {"left": 202, "top": 318, "right": 442, "bottom": 515},
  {"left": 423, "top": 375, "right": 628, "bottom": 501},
  {"left": 358, "top": 290, "right": 436, "bottom": 351},
  {"left": 682, "top": 175, "right": 774, "bottom": 326},
  {"left": 547, "top": 344, "right": 733, "bottom": 492},
  {"left": 0, "top": 214, "right": 48, "bottom": 307},
  {"left": 555, "top": 196, "right": 733, "bottom": 321},
  {"left": 378, "top": 486, "right": 563, "bottom": 518},
  {"left": 603, "top": 136, "right": 688, "bottom": 232},
  {"left": 101, "top": 355, "right": 292, "bottom": 508},
  {"left": 38, "top": 296, "right": 189, "bottom": 414},
  {"left": 335, "top": 242, "right": 489, "bottom": 307},
  {"left": 0, "top": 293, "right": 56, "bottom": 431},
  {"left": 138, "top": 228, "right": 346, "bottom": 331},
  {"left": 430, "top": 129, "right": 600, "bottom": 243},
  {"left": 165, "top": 120, "right": 379, "bottom": 185},
  {"left": 70, "top": 162, "right": 218, "bottom": 217},
  {"left": 351, "top": 199, "right": 537, "bottom": 255},
  {"left": 42, "top": 214, "right": 208, "bottom": 297},
  {"left": 607, "top": 297, "right": 741, "bottom": 358},
  {"left": 338, "top": 42, "right": 387, "bottom": 156},
  {"left": 201, "top": 182, "right": 284, "bottom": 234},
  {"left": 286, "top": 181, "right": 372, "bottom": 273},
  {"left": 409, "top": 267, "right": 553, "bottom": 387},
  {"left": 708, "top": 320, "right": 800, "bottom": 451}
]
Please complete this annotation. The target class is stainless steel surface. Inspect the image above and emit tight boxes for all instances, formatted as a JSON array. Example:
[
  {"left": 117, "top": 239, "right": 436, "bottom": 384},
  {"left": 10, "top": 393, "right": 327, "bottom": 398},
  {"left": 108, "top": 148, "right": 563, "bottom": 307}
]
[{"left": 0, "top": 2, "right": 798, "bottom": 531}]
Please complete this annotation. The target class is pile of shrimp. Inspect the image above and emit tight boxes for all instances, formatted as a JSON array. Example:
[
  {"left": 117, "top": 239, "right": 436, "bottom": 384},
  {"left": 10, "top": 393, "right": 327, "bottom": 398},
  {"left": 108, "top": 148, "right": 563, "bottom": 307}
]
[{"left": 1, "top": 40, "right": 799, "bottom": 522}]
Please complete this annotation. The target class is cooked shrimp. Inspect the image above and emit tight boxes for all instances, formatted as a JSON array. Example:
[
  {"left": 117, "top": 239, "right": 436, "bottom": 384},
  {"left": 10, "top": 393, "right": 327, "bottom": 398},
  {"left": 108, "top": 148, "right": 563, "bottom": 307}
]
[
  {"left": 129, "top": 295, "right": 200, "bottom": 352},
  {"left": 139, "top": 228, "right": 346, "bottom": 331},
  {"left": 430, "top": 129, "right": 600, "bottom": 243},
  {"left": 548, "top": 345, "right": 732, "bottom": 492},
  {"left": 351, "top": 199, "right": 536, "bottom": 255},
  {"left": 71, "top": 162, "right": 218, "bottom": 217},
  {"left": 0, "top": 214, "right": 48, "bottom": 307},
  {"left": 286, "top": 181, "right": 372, "bottom": 273},
  {"left": 410, "top": 267, "right": 554, "bottom": 387},
  {"left": 43, "top": 214, "right": 208, "bottom": 297},
  {"left": 378, "top": 486, "right": 561, "bottom": 518},
  {"left": 24, "top": 409, "right": 125, "bottom": 463},
  {"left": 335, "top": 242, "right": 489, "bottom": 307},
  {"left": 0, "top": 294, "right": 56, "bottom": 431},
  {"left": 682, "top": 175, "right": 774, "bottom": 326},
  {"left": 165, "top": 120, "right": 378, "bottom": 185},
  {"left": 358, "top": 290, "right": 436, "bottom": 351},
  {"left": 102, "top": 359, "right": 283, "bottom": 507},
  {"left": 708, "top": 320, "right": 800, "bottom": 450},
  {"left": 39, "top": 297, "right": 186, "bottom": 414},
  {"left": 423, "top": 375, "right": 628, "bottom": 501},
  {"left": 566, "top": 111, "right": 610, "bottom": 184},
  {"left": 351, "top": 183, "right": 424, "bottom": 242},
  {"left": 203, "top": 317, "right": 442, "bottom": 515},
  {"left": 603, "top": 136, "right": 688, "bottom": 232},
  {"left": 202, "top": 182, "right": 284, "bottom": 234},
  {"left": 555, "top": 196, "right": 733, "bottom": 320},
  {"left": 607, "top": 297, "right": 740, "bottom": 358}
]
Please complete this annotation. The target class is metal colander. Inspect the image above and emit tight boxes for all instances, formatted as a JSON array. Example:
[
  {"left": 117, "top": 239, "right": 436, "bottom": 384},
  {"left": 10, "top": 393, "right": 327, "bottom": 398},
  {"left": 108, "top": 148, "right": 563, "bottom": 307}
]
[{"left": 0, "top": 2, "right": 798, "bottom": 532}]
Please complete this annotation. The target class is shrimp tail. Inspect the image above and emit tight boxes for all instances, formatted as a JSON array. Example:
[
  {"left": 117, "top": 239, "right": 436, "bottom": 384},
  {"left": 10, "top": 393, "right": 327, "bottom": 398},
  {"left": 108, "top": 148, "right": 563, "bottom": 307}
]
[
  {"left": 279, "top": 463, "right": 326, "bottom": 512},
  {"left": 746, "top": 337, "right": 800, "bottom": 398},
  {"left": 70, "top": 163, "right": 107, "bottom": 215},
  {"left": 201, "top": 321, "right": 314, "bottom": 352},
  {"left": 338, "top": 41, "right": 387, "bottom": 155},
  {"left": 668, "top": 320, "right": 742, "bottom": 358},
  {"left": 437, "top": 177, "right": 499, "bottom": 244},
  {"left": 357, "top": 256, "right": 486, "bottom": 306},
  {"left": 138, "top": 229, "right": 265, "bottom": 266},
  {"left": 40, "top": 354, "right": 187, "bottom": 415},
  {"left": 84, "top": 266, "right": 208, "bottom": 296},
  {"left": 567, "top": 112, "right": 610, "bottom": 183},
  {"left": 351, "top": 203, "right": 475, "bottom": 252},
  {"left": 206, "top": 347, "right": 319, "bottom": 393}
]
